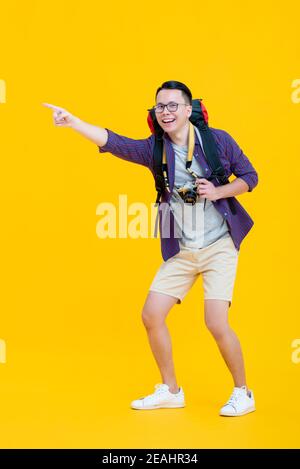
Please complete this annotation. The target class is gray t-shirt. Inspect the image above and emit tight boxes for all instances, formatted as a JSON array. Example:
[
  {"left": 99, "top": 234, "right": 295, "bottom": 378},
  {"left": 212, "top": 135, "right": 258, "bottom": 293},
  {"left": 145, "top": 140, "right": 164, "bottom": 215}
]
[{"left": 170, "top": 128, "right": 230, "bottom": 249}]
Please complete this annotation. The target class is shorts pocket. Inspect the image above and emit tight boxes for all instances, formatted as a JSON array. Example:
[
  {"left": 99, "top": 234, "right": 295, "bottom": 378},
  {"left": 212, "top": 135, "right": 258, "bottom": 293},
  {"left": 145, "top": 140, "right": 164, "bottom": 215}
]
[{"left": 226, "top": 235, "right": 239, "bottom": 254}]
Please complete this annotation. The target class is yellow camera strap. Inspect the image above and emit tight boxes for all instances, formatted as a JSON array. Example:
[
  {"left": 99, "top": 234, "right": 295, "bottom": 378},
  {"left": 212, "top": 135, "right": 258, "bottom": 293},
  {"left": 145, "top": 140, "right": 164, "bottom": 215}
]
[
  {"left": 154, "top": 122, "right": 198, "bottom": 238},
  {"left": 162, "top": 121, "right": 197, "bottom": 192}
]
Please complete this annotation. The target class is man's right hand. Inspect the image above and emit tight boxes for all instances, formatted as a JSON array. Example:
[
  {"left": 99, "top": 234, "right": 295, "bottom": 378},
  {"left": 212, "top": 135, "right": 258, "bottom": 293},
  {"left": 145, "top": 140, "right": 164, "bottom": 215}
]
[
  {"left": 43, "top": 103, "right": 80, "bottom": 128},
  {"left": 43, "top": 102, "right": 108, "bottom": 147}
]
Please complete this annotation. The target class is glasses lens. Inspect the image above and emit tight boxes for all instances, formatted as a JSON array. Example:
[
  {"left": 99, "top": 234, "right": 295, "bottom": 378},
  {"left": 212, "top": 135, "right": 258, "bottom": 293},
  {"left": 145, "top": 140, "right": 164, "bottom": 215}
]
[
  {"left": 154, "top": 104, "right": 164, "bottom": 113},
  {"left": 167, "top": 103, "right": 178, "bottom": 112}
]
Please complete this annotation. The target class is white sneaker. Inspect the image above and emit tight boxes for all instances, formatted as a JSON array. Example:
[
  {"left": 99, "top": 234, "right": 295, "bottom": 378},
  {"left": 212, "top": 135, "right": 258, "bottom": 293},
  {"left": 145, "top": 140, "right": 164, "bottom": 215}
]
[
  {"left": 131, "top": 383, "right": 185, "bottom": 410},
  {"left": 219, "top": 385, "right": 255, "bottom": 416}
]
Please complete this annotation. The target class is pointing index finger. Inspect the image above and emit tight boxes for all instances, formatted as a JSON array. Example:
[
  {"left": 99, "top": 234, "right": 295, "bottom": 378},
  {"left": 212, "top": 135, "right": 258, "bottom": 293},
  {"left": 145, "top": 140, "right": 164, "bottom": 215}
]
[{"left": 42, "top": 103, "right": 63, "bottom": 111}]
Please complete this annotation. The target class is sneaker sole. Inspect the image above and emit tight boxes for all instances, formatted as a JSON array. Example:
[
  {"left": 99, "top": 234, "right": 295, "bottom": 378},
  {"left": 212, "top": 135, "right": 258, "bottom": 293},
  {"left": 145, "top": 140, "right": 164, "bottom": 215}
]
[
  {"left": 219, "top": 406, "right": 256, "bottom": 417},
  {"left": 131, "top": 403, "right": 185, "bottom": 410}
]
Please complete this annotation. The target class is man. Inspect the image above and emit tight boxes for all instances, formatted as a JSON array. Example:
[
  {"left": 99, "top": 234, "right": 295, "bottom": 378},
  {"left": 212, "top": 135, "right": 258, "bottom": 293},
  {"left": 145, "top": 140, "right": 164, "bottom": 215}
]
[{"left": 44, "top": 80, "right": 258, "bottom": 416}]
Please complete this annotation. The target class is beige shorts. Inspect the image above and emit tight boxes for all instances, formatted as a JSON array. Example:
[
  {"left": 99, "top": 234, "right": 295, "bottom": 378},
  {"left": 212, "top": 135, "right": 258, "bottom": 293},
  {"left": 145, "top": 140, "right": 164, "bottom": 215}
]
[{"left": 149, "top": 235, "right": 239, "bottom": 307}]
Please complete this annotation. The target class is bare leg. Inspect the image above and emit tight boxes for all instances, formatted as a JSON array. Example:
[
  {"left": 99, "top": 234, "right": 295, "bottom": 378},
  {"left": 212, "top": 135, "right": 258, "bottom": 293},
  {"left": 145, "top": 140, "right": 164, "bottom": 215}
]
[
  {"left": 141, "top": 291, "right": 180, "bottom": 393},
  {"left": 204, "top": 299, "right": 247, "bottom": 388}
]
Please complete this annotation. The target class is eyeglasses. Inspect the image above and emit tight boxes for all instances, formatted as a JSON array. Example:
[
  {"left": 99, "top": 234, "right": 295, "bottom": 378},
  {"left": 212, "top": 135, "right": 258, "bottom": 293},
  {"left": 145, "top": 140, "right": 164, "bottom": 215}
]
[{"left": 148, "top": 102, "right": 190, "bottom": 114}]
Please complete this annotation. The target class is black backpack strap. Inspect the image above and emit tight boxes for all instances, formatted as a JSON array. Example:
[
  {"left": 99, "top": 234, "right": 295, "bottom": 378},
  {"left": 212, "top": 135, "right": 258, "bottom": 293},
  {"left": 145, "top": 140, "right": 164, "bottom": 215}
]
[
  {"left": 195, "top": 125, "right": 237, "bottom": 215},
  {"left": 153, "top": 135, "right": 166, "bottom": 206},
  {"left": 191, "top": 99, "right": 236, "bottom": 215}
]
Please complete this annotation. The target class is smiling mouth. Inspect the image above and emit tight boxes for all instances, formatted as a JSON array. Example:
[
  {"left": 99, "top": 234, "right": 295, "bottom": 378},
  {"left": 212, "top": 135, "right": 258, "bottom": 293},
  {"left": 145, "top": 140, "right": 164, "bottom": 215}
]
[{"left": 161, "top": 118, "right": 176, "bottom": 124}]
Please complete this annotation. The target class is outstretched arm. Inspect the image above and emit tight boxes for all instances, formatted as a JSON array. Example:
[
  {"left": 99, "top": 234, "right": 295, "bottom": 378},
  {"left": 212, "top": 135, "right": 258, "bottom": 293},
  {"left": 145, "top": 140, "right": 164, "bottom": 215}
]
[
  {"left": 43, "top": 102, "right": 154, "bottom": 168},
  {"left": 43, "top": 103, "right": 108, "bottom": 147}
]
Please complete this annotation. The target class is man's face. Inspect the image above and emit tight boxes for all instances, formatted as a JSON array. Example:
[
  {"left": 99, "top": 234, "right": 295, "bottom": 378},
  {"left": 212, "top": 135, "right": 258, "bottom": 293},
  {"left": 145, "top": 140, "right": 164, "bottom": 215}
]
[{"left": 155, "top": 89, "right": 192, "bottom": 134}]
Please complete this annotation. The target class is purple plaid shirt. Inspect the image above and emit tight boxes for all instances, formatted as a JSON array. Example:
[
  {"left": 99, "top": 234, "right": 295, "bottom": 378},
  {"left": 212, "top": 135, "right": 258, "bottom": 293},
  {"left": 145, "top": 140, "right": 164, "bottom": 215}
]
[{"left": 98, "top": 127, "right": 258, "bottom": 261}]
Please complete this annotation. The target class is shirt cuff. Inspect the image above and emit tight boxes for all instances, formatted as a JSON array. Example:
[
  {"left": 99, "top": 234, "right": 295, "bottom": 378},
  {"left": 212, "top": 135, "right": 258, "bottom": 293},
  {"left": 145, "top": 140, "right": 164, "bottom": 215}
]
[
  {"left": 98, "top": 128, "right": 112, "bottom": 153},
  {"left": 238, "top": 174, "right": 256, "bottom": 192}
]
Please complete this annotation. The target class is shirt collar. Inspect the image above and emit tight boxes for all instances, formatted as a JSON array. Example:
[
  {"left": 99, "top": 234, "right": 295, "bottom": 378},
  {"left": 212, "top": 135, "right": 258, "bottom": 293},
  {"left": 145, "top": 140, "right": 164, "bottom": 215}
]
[{"left": 162, "top": 126, "right": 200, "bottom": 146}]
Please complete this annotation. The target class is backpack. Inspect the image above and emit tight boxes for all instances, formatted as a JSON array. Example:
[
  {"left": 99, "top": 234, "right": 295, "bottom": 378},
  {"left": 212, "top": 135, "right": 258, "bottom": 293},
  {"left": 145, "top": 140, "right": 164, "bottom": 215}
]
[{"left": 147, "top": 98, "right": 236, "bottom": 215}]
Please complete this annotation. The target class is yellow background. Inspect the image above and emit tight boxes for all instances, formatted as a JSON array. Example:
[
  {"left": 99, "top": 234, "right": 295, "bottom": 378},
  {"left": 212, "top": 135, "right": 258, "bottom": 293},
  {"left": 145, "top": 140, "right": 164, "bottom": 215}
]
[{"left": 0, "top": 0, "right": 299, "bottom": 448}]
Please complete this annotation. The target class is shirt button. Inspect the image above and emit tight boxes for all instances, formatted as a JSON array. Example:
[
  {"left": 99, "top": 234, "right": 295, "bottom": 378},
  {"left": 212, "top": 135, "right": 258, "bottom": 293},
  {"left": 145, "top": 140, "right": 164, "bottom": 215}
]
[
  {"left": 205, "top": 168, "right": 208, "bottom": 172},
  {"left": 224, "top": 212, "right": 228, "bottom": 216}
]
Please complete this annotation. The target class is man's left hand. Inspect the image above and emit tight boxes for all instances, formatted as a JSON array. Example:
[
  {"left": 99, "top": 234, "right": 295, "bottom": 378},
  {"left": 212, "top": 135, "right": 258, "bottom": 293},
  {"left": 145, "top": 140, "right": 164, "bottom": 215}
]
[{"left": 195, "top": 178, "right": 221, "bottom": 202}]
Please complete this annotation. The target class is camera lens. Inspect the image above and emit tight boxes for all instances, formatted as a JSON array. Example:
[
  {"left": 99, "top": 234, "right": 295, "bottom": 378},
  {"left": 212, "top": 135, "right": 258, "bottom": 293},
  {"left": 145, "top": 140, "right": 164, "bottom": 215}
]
[{"left": 183, "top": 187, "right": 197, "bottom": 205}]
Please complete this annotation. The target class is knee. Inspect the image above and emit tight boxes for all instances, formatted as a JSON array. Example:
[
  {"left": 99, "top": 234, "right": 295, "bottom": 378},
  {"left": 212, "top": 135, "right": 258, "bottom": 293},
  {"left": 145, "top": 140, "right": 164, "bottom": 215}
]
[
  {"left": 141, "top": 306, "right": 164, "bottom": 329},
  {"left": 205, "top": 318, "right": 230, "bottom": 340}
]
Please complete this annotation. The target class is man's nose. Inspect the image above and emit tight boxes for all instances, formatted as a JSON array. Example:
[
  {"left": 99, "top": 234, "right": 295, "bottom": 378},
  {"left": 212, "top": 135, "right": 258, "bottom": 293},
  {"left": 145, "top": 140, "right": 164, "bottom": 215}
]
[{"left": 162, "top": 107, "right": 171, "bottom": 116}]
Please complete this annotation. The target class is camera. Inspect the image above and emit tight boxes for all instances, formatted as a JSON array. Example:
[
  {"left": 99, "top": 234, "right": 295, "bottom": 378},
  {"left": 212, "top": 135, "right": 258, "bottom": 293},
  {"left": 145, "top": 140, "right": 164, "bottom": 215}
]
[{"left": 176, "top": 180, "right": 198, "bottom": 205}]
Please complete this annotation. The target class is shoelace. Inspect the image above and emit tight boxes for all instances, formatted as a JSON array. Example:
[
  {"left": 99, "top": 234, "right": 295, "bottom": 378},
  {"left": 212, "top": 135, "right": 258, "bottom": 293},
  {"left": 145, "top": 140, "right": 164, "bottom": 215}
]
[
  {"left": 226, "top": 388, "right": 245, "bottom": 408},
  {"left": 154, "top": 384, "right": 167, "bottom": 393},
  {"left": 138, "top": 384, "right": 169, "bottom": 401}
]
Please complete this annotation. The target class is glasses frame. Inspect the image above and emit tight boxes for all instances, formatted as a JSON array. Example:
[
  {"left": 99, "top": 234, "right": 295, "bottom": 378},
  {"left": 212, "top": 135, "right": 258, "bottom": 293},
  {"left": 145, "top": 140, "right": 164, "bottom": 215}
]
[{"left": 148, "top": 102, "right": 191, "bottom": 114}]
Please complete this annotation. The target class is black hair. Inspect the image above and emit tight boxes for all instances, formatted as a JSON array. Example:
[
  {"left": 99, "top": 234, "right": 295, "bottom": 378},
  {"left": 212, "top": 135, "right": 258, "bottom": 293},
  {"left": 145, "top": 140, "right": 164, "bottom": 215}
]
[{"left": 155, "top": 80, "right": 192, "bottom": 105}]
